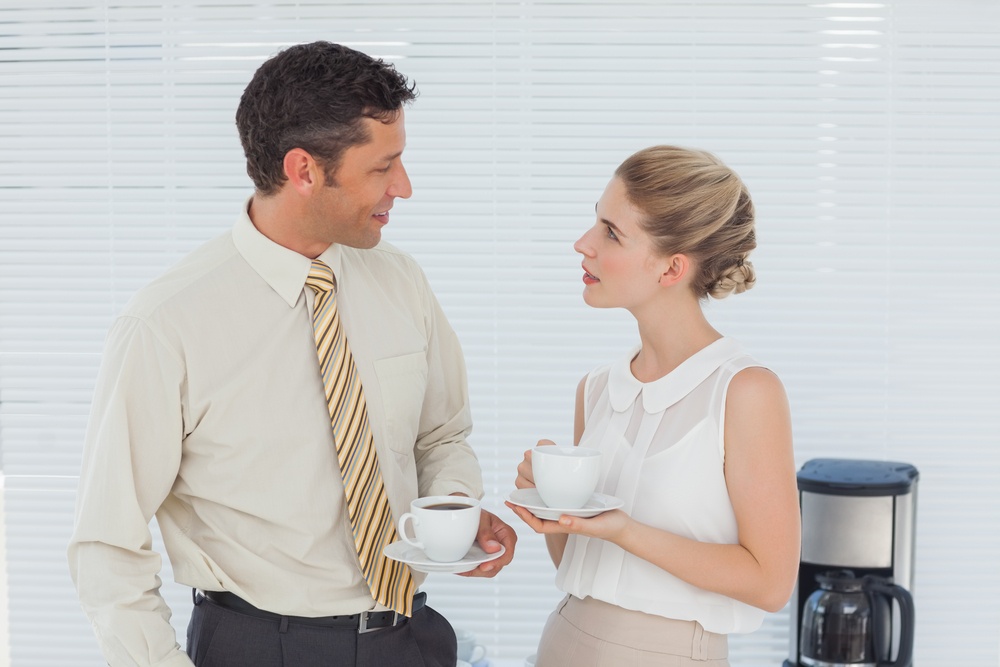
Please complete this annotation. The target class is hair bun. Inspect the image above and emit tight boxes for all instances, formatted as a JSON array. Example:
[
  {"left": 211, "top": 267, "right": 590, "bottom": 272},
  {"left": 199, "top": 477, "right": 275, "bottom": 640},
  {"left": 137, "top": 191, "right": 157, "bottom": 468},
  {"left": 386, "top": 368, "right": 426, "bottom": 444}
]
[{"left": 709, "top": 259, "right": 756, "bottom": 299}]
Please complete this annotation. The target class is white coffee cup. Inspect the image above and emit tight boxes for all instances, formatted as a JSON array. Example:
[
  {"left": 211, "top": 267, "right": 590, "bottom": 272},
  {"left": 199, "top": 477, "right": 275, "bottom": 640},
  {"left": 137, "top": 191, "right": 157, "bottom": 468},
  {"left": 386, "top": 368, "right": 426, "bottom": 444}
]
[
  {"left": 398, "top": 495, "right": 480, "bottom": 562},
  {"left": 455, "top": 628, "right": 487, "bottom": 663},
  {"left": 524, "top": 653, "right": 537, "bottom": 667},
  {"left": 531, "top": 445, "right": 602, "bottom": 509}
]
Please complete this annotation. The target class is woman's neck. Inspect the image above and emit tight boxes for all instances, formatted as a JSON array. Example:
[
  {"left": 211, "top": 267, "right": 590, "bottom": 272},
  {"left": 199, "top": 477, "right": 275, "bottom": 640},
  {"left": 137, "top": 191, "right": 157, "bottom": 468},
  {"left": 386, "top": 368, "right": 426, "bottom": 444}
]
[{"left": 630, "top": 299, "right": 722, "bottom": 382}]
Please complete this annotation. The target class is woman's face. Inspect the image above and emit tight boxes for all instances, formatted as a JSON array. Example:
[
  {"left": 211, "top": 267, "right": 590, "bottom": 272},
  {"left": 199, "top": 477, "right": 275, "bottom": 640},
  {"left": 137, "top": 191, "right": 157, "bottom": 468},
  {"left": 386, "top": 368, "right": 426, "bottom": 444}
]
[{"left": 573, "top": 176, "right": 668, "bottom": 310}]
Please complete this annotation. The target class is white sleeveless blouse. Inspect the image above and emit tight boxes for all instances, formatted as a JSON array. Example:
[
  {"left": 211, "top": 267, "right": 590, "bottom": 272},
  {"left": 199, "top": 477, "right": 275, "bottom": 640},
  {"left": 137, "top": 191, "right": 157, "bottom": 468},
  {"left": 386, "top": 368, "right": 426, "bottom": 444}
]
[{"left": 555, "top": 337, "right": 768, "bottom": 634}]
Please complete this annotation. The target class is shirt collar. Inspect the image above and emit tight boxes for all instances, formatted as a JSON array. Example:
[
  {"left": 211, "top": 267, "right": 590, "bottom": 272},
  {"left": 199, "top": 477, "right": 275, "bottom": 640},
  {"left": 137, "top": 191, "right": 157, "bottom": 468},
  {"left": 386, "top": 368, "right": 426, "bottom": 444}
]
[
  {"left": 607, "top": 337, "right": 743, "bottom": 414},
  {"left": 232, "top": 196, "right": 343, "bottom": 307}
]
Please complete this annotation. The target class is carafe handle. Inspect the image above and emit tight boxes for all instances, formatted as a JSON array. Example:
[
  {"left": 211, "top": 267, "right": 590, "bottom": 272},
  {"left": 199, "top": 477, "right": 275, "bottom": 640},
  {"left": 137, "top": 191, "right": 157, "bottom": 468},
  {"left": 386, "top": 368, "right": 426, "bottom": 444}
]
[{"left": 866, "top": 579, "right": 915, "bottom": 667}]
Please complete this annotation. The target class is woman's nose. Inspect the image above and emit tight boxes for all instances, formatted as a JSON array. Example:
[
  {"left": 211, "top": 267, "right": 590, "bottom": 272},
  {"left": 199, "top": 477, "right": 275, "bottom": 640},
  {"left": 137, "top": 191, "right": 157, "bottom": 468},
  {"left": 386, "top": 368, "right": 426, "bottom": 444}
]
[{"left": 573, "top": 228, "right": 595, "bottom": 256}]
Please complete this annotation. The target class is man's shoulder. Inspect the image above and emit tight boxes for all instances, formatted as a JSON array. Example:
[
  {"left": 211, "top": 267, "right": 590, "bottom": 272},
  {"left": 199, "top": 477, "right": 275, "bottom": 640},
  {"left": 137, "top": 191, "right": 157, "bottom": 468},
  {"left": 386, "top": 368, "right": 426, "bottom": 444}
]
[{"left": 123, "top": 230, "right": 238, "bottom": 319}]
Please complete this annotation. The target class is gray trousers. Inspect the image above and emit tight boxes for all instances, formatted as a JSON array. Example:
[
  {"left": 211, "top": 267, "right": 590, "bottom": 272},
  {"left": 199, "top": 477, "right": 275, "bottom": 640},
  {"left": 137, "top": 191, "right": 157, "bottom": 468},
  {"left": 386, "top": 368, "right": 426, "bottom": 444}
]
[{"left": 186, "top": 593, "right": 458, "bottom": 667}]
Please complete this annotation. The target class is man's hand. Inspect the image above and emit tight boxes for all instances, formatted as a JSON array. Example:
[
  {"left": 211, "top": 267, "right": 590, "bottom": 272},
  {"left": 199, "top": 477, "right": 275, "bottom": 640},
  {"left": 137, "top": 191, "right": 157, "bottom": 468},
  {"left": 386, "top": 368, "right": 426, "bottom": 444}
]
[{"left": 459, "top": 509, "right": 517, "bottom": 577}]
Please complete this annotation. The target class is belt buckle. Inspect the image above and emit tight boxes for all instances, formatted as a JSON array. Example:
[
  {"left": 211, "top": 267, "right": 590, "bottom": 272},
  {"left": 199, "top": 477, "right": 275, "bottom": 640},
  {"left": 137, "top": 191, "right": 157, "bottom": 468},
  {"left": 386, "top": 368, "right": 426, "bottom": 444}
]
[{"left": 358, "top": 610, "right": 397, "bottom": 634}]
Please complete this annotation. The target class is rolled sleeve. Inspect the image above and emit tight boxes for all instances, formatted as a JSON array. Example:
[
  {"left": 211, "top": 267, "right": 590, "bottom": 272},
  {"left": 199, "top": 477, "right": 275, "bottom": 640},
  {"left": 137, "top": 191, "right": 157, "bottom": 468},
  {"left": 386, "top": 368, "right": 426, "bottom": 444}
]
[{"left": 67, "top": 316, "right": 191, "bottom": 666}]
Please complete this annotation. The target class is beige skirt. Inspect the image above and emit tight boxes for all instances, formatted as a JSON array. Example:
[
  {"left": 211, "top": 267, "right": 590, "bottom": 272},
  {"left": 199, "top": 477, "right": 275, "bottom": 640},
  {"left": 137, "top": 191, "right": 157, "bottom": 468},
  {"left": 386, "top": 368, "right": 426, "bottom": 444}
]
[{"left": 534, "top": 595, "right": 730, "bottom": 667}]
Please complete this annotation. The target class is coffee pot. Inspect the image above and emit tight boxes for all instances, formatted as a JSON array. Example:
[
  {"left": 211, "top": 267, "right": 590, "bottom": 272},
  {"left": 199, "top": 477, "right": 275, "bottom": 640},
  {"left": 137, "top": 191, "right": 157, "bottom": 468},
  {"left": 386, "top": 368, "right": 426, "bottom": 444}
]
[{"left": 799, "top": 570, "right": 914, "bottom": 667}]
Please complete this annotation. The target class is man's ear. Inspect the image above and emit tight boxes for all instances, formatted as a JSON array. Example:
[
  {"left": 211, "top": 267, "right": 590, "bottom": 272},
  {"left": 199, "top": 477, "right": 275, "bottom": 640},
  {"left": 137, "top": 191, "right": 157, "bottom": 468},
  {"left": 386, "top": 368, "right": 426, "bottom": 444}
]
[
  {"left": 658, "top": 253, "right": 691, "bottom": 287},
  {"left": 282, "top": 148, "right": 324, "bottom": 195}
]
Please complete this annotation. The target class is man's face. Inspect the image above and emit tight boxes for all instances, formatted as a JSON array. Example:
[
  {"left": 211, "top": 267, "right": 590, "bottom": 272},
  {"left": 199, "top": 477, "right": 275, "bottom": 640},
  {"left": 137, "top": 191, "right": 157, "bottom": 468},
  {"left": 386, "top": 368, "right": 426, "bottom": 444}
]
[{"left": 310, "top": 110, "right": 412, "bottom": 249}]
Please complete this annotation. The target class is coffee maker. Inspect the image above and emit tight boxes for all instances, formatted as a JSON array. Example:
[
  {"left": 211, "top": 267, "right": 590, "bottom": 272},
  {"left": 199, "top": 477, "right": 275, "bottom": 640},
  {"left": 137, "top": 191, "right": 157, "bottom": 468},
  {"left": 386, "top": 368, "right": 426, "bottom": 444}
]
[{"left": 783, "top": 458, "right": 919, "bottom": 667}]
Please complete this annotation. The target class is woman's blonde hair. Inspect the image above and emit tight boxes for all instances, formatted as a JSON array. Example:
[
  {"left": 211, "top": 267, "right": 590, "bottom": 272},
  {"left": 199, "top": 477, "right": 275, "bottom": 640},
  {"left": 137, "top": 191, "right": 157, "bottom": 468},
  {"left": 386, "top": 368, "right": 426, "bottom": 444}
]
[{"left": 615, "top": 145, "right": 757, "bottom": 299}]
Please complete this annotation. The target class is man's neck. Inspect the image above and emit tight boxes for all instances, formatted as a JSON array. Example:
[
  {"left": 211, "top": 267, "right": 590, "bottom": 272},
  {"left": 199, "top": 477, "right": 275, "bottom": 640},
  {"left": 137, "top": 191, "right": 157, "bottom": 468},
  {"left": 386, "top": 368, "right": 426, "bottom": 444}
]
[{"left": 247, "top": 192, "right": 330, "bottom": 259}]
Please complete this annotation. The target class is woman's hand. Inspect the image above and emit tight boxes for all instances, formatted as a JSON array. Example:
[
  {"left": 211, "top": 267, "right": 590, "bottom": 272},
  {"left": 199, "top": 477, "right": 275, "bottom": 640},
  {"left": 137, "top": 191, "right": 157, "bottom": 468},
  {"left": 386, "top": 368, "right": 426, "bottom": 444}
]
[
  {"left": 513, "top": 438, "right": 557, "bottom": 490},
  {"left": 504, "top": 502, "right": 632, "bottom": 546},
  {"left": 513, "top": 376, "right": 588, "bottom": 569},
  {"left": 510, "top": 438, "right": 632, "bottom": 544}
]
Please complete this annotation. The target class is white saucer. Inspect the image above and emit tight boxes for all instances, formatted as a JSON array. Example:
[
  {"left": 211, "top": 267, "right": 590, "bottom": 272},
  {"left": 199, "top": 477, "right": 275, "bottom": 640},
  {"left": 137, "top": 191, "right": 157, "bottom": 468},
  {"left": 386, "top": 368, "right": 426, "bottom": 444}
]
[
  {"left": 383, "top": 541, "right": 506, "bottom": 574},
  {"left": 506, "top": 488, "right": 624, "bottom": 521}
]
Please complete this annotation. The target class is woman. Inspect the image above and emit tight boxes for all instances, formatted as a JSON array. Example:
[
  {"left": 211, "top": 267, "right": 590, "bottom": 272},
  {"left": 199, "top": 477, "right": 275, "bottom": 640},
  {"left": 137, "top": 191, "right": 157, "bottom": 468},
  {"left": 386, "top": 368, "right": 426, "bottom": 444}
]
[{"left": 507, "top": 146, "right": 800, "bottom": 666}]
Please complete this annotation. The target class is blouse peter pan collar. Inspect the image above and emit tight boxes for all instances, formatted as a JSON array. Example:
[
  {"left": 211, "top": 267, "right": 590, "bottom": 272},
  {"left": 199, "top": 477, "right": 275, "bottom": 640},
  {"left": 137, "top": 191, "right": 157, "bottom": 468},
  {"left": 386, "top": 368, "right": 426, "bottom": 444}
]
[{"left": 607, "top": 337, "right": 743, "bottom": 414}]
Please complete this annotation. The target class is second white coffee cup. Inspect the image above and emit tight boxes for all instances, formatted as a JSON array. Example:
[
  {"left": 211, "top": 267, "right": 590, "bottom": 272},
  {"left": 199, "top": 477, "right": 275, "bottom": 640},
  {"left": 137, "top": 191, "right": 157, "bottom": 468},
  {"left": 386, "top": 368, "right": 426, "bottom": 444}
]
[
  {"left": 398, "top": 495, "right": 481, "bottom": 562},
  {"left": 531, "top": 445, "right": 602, "bottom": 509},
  {"left": 456, "top": 628, "right": 487, "bottom": 663}
]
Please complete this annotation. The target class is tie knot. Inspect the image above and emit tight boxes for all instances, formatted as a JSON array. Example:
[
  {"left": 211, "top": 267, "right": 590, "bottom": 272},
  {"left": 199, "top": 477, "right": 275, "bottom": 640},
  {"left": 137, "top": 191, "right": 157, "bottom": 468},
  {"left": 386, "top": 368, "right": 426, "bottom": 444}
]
[{"left": 305, "top": 260, "right": 336, "bottom": 294}]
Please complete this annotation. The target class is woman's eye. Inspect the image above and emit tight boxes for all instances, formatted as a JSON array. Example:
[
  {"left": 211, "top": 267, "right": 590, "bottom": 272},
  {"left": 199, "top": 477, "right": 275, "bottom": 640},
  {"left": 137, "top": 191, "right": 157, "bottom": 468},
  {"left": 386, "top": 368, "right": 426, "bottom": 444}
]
[{"left": 605, "top": 226, "right": 618, "bottom": 241}]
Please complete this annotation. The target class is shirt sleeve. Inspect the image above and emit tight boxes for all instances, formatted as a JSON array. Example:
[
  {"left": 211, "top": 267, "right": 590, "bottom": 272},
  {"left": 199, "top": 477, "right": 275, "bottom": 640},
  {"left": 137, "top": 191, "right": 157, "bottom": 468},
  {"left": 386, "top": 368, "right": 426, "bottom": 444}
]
[
  {"left": 67, "top": 315, "right": 195, "bottom": 667},
  {"left": 410, "top": 267, "right": 484, "bottom": 500}
]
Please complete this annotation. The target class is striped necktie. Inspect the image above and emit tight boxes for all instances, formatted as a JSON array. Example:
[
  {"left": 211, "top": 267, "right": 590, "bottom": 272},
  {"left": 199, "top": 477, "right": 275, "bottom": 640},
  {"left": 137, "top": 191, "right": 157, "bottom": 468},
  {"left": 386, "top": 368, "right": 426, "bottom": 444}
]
[{"left": 305, "top": 259, "right": 415, "bottom": 616}]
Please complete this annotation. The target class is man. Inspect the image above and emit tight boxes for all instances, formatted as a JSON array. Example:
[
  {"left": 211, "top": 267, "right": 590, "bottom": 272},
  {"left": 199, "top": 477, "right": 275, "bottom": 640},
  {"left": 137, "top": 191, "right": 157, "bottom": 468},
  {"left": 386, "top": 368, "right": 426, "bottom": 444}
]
[{"left": 68, "top": 41, "right": 516, "bottom": 667}]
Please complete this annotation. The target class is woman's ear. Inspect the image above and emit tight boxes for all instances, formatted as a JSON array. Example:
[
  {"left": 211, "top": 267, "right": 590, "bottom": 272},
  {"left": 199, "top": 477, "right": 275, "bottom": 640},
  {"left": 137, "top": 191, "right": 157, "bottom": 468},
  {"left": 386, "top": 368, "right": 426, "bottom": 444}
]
[
  {"left": 658, "top": 253, "right": 691, "bottom": 287},
  {"left": 282, "top": 148, "right": 323, "bottom": 195}
]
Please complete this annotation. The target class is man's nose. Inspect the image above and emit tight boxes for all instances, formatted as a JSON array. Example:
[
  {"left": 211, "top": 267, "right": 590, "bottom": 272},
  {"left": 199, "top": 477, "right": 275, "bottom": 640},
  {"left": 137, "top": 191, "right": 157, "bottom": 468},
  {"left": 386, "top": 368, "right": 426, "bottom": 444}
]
[{"left": 389, "top": 162, "right": 412, "bottom": 199}]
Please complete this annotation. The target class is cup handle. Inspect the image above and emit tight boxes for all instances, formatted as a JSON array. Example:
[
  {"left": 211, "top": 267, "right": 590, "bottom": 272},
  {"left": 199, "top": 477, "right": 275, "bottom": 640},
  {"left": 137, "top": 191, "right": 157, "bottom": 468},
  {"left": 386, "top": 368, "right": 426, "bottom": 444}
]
[
  {"left": 470, "top": 644, "right": 487, "bottom": 662},
  {"left": 398, "top": 513, "right": 423, "bottom": 550}
]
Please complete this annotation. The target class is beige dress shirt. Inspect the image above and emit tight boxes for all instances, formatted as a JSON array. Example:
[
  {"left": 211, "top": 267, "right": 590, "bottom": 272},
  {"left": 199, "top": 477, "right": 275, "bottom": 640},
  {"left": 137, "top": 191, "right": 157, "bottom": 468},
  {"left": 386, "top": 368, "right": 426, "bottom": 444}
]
[{"left": 67, "top": 200, "right": 483, "bottom": 667}]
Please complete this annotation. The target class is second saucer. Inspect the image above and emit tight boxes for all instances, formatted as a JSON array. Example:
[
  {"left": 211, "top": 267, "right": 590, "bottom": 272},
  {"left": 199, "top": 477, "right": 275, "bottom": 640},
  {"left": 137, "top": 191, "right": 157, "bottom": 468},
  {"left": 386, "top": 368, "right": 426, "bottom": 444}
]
[{"left": 506, "top": 488, "right": 624, "bottom": 521}]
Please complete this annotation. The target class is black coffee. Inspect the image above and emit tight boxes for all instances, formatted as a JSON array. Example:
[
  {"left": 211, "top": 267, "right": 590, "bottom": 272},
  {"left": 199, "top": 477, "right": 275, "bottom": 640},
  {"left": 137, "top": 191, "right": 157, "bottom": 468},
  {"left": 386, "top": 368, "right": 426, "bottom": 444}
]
[{"left": 424, "top": 503, "right": 470, "bottom": 511}]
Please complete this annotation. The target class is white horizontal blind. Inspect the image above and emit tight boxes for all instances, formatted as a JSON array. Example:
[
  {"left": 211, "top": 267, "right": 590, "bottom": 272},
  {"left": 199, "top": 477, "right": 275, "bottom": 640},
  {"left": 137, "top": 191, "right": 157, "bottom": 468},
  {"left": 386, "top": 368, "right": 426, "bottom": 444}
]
[{"left": 1, "top": 1, "right": 998, "bottom": 666}]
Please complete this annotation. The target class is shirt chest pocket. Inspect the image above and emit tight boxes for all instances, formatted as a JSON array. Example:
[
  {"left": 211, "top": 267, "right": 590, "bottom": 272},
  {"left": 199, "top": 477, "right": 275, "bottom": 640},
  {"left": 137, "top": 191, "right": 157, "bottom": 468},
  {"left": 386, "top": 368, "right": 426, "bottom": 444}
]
[{"left": 373, "top": 351, "right": 429, "bottom": 454}]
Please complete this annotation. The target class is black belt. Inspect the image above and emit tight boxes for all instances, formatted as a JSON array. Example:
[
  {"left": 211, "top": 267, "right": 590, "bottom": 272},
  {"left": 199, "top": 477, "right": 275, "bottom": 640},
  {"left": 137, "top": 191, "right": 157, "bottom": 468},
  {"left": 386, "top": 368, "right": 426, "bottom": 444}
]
[{"left": 195, "top": 589, "right": 426, "bottom": 634}]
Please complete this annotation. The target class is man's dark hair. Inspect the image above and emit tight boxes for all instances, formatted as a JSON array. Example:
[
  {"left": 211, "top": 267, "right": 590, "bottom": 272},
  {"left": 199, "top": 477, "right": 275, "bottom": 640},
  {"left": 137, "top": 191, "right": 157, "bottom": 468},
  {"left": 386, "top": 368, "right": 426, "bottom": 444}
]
[{"left": 236, "top": 41, "right": 417, "bottom": 195}]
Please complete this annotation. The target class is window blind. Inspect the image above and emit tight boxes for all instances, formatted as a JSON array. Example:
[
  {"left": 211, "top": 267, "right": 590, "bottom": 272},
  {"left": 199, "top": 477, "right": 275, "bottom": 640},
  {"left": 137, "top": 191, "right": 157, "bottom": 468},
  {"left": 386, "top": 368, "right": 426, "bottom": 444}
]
[{"left": 1, "top": 1, "right": 998, "bottom": 665}]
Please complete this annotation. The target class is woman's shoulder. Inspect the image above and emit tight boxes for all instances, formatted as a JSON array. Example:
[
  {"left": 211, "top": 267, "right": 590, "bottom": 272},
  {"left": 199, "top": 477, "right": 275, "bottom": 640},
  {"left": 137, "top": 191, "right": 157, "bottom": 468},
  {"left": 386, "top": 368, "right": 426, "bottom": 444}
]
[{"left": 726, "top": 364, "right": 788, "bottom": 413}]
